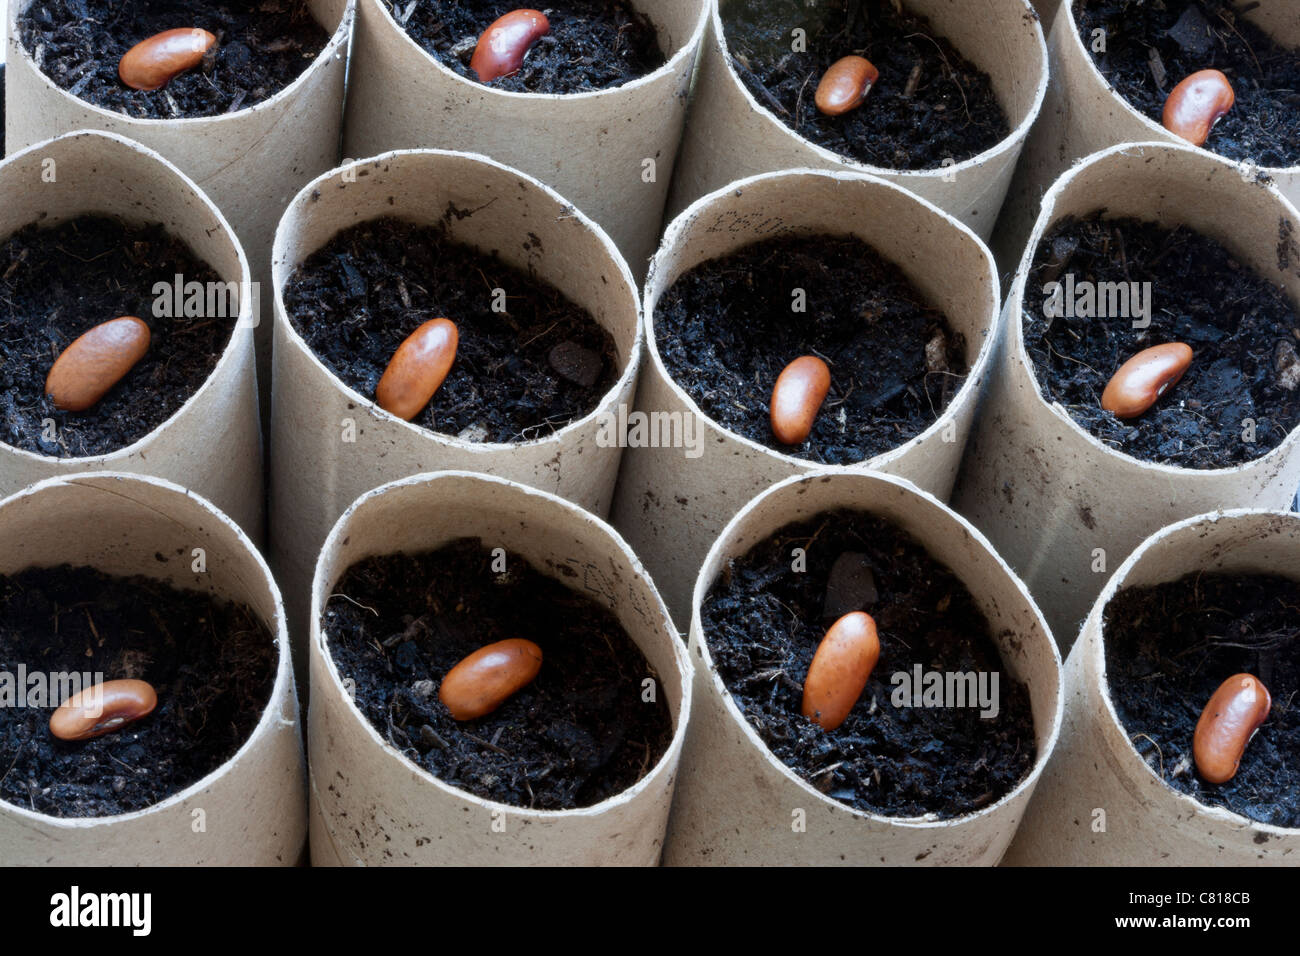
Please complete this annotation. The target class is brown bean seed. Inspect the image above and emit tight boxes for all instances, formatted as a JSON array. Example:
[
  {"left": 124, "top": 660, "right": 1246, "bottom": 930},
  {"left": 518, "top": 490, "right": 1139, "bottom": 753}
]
[
  {"left": 439, "top": 638, "right": 543, "bottom": 721},
  {"left": 45, "top": 316, "right": 151, "bottom": 412},
  {"left": 375, "top": 318, "right": 459, "bottom": 421},
  {"left": 1193, "top": 673, "right": 1270, "bottom": 784},
  {"left": 815, "top": 56, "right": 880, "bottom": 117},
  {"left": 119, "top": 28, "right": 218, "bottom": 91},
  {"left": 771, "top": 355, "right": 831, "bottom": 445},
  {"left": 49, "top": 679, "right": 158, "bottom": 741},
  {"left": 802, "top": 611, "right": 880, "bottom": 731},
  {"left": 1100, "top": 342, "right": 1193, "bottom": 419},
  {"left": 470, "top": 10, "right": 550, "bottom": 82},
  {"left": 1162, "top": 70, "right": 1235, "bottom": 147}
]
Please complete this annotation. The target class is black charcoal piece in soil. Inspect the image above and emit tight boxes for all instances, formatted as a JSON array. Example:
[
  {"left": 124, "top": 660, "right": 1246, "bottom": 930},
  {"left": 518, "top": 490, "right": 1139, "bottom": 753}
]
[
  {"left": 1074, "top": 1, "right": 1300, "bottom": 167},
  {"left": 1104, "top": 572, "right": 1300, "bottom": 828},
  {"left": 0, "top": 564, "right": 275, "bottom": 818},
  {"left": 322, "top": 538, "right": 674, "bottom": 809},
  {"left": 282, "top": 216, "right": 619, "bottom": 443},
  {"left": 1023, "top": 213, "right": 1300, "bottom": 468},
  {"left": 388, "top": 0, "right": 665, "bottom": 93},
  {"left": 702, "top": 510, "right": 1036, "bottom": 818},
  {"left": 654, "top": 233, "right": 968, "bottom": 465},
  {"left": 18, "top": 0, "right": 330, "bottom": 119},
  {"left": 721, "top": 0, "right": 1010, "bottom": 170},
  {"left": 0, "top": 216, "right": 235, "bottom": 458}
]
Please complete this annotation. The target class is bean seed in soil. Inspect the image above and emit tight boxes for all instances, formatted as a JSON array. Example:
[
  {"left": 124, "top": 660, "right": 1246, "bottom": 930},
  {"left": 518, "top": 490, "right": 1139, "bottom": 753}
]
[
  {"left": 322, "top": 539, "right": 673, "bottom": 810},
  {"left": 1105, "top": 573, "right": 1300, "bottom": 827},
  {"left": 703, "top": 510, "right": 1036, "bottom": 818},
  {"left": 655, "top": 233, "right": 968, "bottom": 465},
  {"left": 1024, "top": 214, "right": 1300, "bottom": 468}
]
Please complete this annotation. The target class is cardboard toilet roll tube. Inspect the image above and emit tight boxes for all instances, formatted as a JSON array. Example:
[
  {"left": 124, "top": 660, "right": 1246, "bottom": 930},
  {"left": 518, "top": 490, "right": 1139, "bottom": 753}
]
[
  {"left": 954, "top": 141, "right": 1300, "bottom": 652},
  {"left": 666, "top": 0, "right": 1048, "bottom": 242},
  {"left": 5, "top": 0, "right": 356, "bottom": 410},
  {"left": 0, "top": 473, "right": 305, "bottom": 866},
  {"left": 343, "top": 0, "right": 709, "bottom": 278},
  {"left": 610, "top": 168, "right": 1001, "bottom": 629},
  {"left": 308, "top": 470, "right": 692, "bottom": 866},
  {"left": 662, "top": 470, "right": 1062, "bottom": 865},
  {"left": 993, "top": 0, "right": 1300, "bottom": 271},
  {"left": 1003, "top": 509, "right": 1300, "bottom": 866},
  {"left": 0, "top": 130, "right": 263, "bottom": 540},
  {"left": 271, "top": 149, "right": 642, "bottom": 651}
]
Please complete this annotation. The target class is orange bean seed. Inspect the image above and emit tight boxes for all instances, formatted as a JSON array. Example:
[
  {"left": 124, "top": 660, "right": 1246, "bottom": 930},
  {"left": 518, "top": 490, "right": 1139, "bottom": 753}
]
[
  {"left": 815, "top": 55, "right": 880, "bottom": 117},
  {"left": 1193, "top": 673, "right": 1271, "bottom": 784},
  {"left": 802, "top": 611, "right": 880, "bottom": 731},
  {"left": 119, "top": 28, "right": 218, "bottom": 92},
  {"left": 771, "top": 355, "right": 831, "bottom": 445},
  {"left": 49, "top": 679, "right": 158, "bottom": 741},
  {"left": 470, "top": 10, "right": 551, "bottom": 82},
  {"left": 375, "top": 318, "right": 459, "bottom": 421},
  {"left": 439, "top": 638, "right": 544, "bottom": 721},
  {"left": 45, "top": 316, "right": 151, "bottom": 412},
  {"left": 1162, "top": 70, "right": 1235, "bottom": 147},
  {"left": 1100, "top": 342, "right": 1193, "bottom": 419}
]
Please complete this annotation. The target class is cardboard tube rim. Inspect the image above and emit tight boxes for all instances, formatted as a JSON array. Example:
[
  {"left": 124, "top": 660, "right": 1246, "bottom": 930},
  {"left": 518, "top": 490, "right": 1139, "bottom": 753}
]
[
  {"left": 1082, "top": 506, "right": 1300, "bottom": 835},
  {"left": 271, "top": 148, "right": 643, "bottom": 452},
  {"left": 0, "top": 471, "right": 293, "bottom": 830},
  {"left": 710, "top": 0, "right": 1050, "bottom": 179},
  {"left": 644, "top": 166, "right": 1002, "bottom": 470},
  {"left": 309, "top": 469, "right": 694, "bottom": 819},
  {"left": 5, "top": 0, "right": 356, "bottom": 129},
  {"left": 688, "top": 468, "right": 1064, "bottom": 828},
  {"left": 1008, "top": 139, "right": 1300, "bottom": 478},
  {"left": 1052, "top": 0, "right": 1300, "bottom": 176},
  {"left": 0, "top": 129, "right": 255, "bottom": 466},
  {"left": 358, "top": 0, "right": 710, "bottom": 102}
]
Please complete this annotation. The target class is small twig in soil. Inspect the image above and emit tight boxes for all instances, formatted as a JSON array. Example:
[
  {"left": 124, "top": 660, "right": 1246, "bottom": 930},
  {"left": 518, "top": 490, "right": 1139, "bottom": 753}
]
[
  {"left": 463, "top": 731, "right": 509, "bottom": 756},
  {"left": 328, "top": 592, "right": 379, "bottom": 616},
  {"left": 1131, "top": 732, "right": 1165, "bottom": 777}
]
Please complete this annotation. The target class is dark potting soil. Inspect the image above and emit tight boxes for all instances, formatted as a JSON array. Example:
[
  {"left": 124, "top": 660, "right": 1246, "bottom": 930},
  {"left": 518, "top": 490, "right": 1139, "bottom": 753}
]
[
  {"left": 1025, "top": 214, "right": 1300, "bottom": 468},
  {"left": 0, "top": 216, "right": 235, "bottom": 458},
  {"left": 282, "top": 216, "right": 619, "bottom": 443},
  {"left": 322, "top": 538, "right": 674, "bottom": 810},
  {"left": 1105, "top": 572, "right": 1300, "bottom": 828},
  {"left": 702, "top": 510, "right": 1037, "bottom": 819},
  {"left": 18, "top": 0, "right": 331, "bottom": 118},
  {"left": 654, "top": 233, "right": 968, "bottom": 465},
  {"left": 1074, "top": 0, "right": 1300, "bottom": 167},
  {"left": 721, "top": 0, "right": 1011, "bottom": 171},
  {"left": 0, "top": 564, "right": 275, "bottom": 818},
  {"left": 388, "top": 0, "right": 665, "bottom": 93}
]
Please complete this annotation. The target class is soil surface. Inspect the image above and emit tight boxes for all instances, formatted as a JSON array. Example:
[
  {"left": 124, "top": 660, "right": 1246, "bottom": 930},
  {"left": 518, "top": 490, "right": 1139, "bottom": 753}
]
[
  {"left": 18, "top": 0, "right": 331, "bottom": 119},
  {"left": 0, "top": 216, "right": 235, "bottom": 458},
  {"left": 389, "top": 0, "right": 665, "bottom": 93},
  {"left": 702, "top": 510, "right": 1037, "bottom": 819},
  {"left": 655, "top": 233, "right": 968, "bottom": 465},
  {"left": 323, "top": 538, "right": 674, "bottom": 809},
  {"left": 721, "top": 0, "right": 1010, "bottom": 170},
  {"left": 283, "top": 216, "right": 618, "bottom": 443},
  {"left": 0, "top": 564, "right": 275, "bottom": 819},
  {"left": 1023, "top": 214, "right": 1300, "bottom": 468},
  {"left": 1075, "top": 0, "right": 1300, "bottom": 167},
  {"left": 1105, "top": 572, "right": 1300, "bottom": 828}
]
